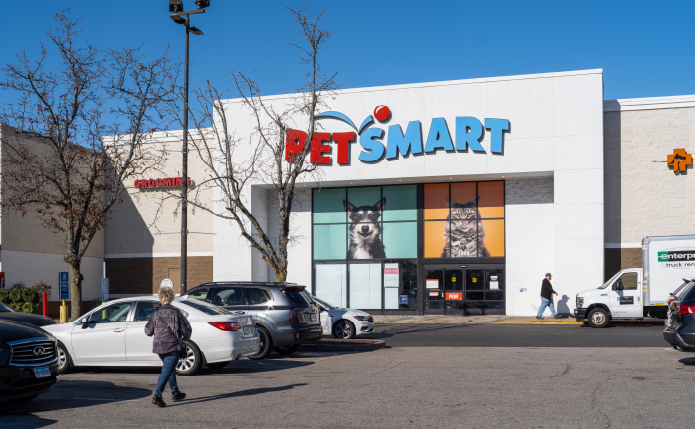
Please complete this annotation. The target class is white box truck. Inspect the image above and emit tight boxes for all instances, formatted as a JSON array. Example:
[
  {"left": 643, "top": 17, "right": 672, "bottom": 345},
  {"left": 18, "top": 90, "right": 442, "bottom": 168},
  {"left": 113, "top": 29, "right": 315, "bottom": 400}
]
[{"left": 575, "top": 234, "right": 695, "bottom": 328}]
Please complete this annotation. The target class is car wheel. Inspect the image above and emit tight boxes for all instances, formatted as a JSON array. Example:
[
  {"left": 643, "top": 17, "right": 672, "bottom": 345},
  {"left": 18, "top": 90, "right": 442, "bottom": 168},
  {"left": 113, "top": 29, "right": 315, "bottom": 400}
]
[
  {"left": 57, "top": 341, "right": 72, "bottom": 375},
  {"left": 587, "top": 308, "right": 609, "bottom": 328},
  {"left": 206, "top": 361, "right": 231, "bottom": 369},
  {"left": 333, "top": 320, "right": 355, "bottom": 339},
  {"left": 274, "top": 344, "right": 301, "bottom": 355},
  {"left": 248, "top": 327, "right": 272, "bottom": 360},
  {"left": 176, "top": 341, "right": 202, "bottom": 376}
]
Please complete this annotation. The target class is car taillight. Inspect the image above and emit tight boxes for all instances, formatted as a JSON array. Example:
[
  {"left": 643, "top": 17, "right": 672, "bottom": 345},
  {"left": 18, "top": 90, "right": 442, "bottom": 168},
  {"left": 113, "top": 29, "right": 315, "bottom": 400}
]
[
  {"left": 678, "top": 304, "right": 695, "bottom": 315},
  {"left": 668, "top": 297, "right": 675, "bottom": 305},
  {"left": 290, "top": 308, "right": 300, "bottom": 324},
  {"left": 208, "top": 321, "right": 241, "bottom": 331}
]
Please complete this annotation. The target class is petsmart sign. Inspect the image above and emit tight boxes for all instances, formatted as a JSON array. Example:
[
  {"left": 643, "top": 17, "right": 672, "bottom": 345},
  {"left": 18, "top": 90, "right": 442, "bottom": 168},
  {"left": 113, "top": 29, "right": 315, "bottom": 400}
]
[{"left": 285, "top": 105, "right": 510, "bottom": 164}]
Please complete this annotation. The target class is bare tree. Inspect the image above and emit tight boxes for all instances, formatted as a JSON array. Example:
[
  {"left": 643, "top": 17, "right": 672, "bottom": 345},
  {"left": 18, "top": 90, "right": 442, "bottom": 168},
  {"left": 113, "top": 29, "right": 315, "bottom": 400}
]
[
  {"left": 0, "top": 12, "right": 176, "bottom": 319},
  {"left": 162, "top": 7, "right": 338, "bottom": 281}
]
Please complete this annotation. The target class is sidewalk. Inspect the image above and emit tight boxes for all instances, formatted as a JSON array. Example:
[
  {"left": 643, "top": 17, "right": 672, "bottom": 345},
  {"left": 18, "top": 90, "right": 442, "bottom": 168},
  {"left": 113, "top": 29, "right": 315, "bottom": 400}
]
[{"left": 372, "top": 314, "right": 582, "bottom": 325}]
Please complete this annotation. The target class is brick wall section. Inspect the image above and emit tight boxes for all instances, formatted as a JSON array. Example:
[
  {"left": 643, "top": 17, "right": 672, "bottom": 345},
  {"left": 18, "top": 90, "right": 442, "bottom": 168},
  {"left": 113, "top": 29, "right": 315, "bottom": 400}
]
[
  {"left": 604, "top": 248, "right": 641, "bottom": 281},
  {"left": 106, "top": 256, "right": 213, "bottom": 295}
]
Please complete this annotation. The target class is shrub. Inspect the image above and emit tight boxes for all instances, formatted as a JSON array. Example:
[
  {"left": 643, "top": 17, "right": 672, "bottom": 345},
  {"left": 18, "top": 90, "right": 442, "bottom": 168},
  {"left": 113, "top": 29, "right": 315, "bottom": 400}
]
[
  {"left": 21, "top": 302, "right": 36, "bottom": 314},
  {"left": 31, "top": 280, "right": 52, "bottom": 301},
  {"left": 9, "top": 287, "right": 23, "bottom": 303},
  {"left": 0, "top": 288, "right": 9, "bottom": 303},
  {"left": 11, "top": 281, "right": 25, "bottom": 289},
  {"left": 22, "top": 288, "right": 39, "bottom": 304}
]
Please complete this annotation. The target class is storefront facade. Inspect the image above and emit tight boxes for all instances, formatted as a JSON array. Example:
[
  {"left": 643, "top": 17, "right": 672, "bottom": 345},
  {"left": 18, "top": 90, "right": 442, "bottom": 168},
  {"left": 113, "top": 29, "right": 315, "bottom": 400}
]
[{"left": 212, "top": 69, "right": 605, "bottom": 316}]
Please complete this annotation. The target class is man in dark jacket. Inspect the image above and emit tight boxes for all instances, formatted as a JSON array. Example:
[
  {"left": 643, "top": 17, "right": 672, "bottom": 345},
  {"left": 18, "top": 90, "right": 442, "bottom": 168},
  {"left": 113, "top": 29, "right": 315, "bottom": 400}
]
[
  {"left": 537, "top": 273, "right": 560, "bottom": 319},
  {"left": 145, "top": 287, "right": 192, "bottom": 407}
]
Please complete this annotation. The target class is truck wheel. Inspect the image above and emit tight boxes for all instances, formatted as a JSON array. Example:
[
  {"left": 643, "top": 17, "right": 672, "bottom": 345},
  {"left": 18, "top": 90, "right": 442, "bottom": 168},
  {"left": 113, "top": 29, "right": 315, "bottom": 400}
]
[{"left": 587, "top": 308, "right": 609, "bottom": 328}]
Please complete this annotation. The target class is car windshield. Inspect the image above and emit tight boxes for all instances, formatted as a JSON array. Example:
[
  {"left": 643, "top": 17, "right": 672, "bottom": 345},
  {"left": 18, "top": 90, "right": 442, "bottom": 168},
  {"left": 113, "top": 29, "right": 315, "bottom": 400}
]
[
  {"left": 0, "top": 302, "right": 14, "bottom": 312},
  {"left": 176, "top": 299, "right": 232, "bottom": 315},
  {"left": 310, "top": 294, "right": 338, "bottom": 309},
  {"left": 283, "top": 287, "right": 313, "bottom": 308},
  {"left": 598, "top": 271, "right": 622, "bottom": 289}
]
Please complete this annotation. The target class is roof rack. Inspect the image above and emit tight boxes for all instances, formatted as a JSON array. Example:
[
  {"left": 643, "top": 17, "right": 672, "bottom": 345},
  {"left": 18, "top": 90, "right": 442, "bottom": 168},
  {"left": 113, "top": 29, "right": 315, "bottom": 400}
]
[{"left": 191, "top": 281, "right": 301, "bottom": 288}]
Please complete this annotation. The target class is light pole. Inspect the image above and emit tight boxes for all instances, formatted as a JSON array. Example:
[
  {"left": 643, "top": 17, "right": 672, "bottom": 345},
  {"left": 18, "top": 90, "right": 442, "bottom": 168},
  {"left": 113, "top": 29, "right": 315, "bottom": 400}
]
[{"left": 169, "top": 0, "right": 209, "bottom": 295}]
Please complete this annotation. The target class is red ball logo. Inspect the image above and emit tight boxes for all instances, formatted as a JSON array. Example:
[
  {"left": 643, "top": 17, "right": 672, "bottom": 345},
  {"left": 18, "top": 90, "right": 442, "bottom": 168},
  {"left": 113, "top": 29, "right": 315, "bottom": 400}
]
[{"left": 374, "top": 105, "right": 390, "bottom": 122}]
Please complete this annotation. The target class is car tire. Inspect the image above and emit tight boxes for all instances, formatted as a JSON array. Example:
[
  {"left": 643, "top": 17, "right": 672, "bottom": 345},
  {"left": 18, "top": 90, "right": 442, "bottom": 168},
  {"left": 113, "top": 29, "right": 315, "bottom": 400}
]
[
  {"left": 206, "top": 361, "right": 231, "bottom": 369},
  {"left": 176, "top": 341, "right": 202, "bottom": 376},
  {"left": 12, "top": 395, "right": 39, "bottom": 402},
  {"left": 274, "top": 344, "right": 301, "bottom": 355},
  {"left": 57, "top": 341, "right": 72, "bottom": 375},
  {"left": 587, "top": 308, "right": 609, "bottom": 328},
  {"left": 248, "top": 327, "right": 272, "bottom": 360},
  {"left": 333, "top": 320, "right": 355, "bottom": 339}
]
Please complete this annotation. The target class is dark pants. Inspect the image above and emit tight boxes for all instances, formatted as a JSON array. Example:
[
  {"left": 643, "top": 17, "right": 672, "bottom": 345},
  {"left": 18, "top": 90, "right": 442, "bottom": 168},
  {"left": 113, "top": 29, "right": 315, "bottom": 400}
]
[{"left": 154, "top": 351, "right": 180, "bottom": 397}]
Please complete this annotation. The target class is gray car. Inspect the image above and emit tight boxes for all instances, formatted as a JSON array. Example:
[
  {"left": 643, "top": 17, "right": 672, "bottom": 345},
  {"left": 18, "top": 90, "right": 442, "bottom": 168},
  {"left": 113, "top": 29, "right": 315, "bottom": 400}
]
[{"left": 182, "top": 282, "right": 322, "bottom": 359}]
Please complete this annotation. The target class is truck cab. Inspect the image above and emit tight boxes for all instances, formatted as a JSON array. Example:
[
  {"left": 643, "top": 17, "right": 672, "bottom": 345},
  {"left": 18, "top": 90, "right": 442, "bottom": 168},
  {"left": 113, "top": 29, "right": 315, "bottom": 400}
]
[{"left": 575, "top": 268, "right": 645, "bottom": 328}]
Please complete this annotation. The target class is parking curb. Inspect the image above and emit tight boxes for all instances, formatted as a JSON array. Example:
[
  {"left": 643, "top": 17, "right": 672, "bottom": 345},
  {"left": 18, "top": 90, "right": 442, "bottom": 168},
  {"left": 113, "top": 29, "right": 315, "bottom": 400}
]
[{"left": 299, "top": 339, "right": 386, "bottom": 352}]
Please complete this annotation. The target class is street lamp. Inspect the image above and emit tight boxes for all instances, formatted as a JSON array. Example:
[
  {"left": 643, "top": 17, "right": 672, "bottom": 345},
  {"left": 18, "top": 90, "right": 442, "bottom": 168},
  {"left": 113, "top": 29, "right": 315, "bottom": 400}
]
[{"left": 169, "top": 0, "right": 209, "bottom": 295}]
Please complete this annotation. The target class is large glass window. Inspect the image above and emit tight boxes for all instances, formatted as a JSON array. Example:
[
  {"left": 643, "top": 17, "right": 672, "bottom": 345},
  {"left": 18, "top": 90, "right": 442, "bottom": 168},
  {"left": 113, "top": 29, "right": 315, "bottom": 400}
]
[
  {"left": 424, "top": 181, "right": 505, "bottom": 258},
  {"left": 313, "top": 185, "right": 418, "bottom": 310}
]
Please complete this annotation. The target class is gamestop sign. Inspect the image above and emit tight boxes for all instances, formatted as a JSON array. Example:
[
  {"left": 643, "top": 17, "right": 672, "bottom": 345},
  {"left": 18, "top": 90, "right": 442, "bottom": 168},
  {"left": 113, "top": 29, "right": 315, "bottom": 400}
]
[
  {"left": 285, "top": 105, "right": 509, "bottom": 164},
  {"left": 135, "top": 177, "right": 191, "bottom": 189}
]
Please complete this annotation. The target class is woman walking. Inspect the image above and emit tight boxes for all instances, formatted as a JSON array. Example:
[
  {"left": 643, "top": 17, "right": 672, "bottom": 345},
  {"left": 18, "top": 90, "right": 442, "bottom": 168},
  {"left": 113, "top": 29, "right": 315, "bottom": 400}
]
[{"left": 145, "top": 287, "right": 192, "bottom": 407}]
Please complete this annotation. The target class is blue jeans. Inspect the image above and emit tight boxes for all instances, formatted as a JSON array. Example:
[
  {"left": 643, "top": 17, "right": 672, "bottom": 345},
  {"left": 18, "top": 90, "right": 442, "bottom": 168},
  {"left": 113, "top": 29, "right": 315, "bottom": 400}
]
[
  {"left": 154, "top": 351, "right": 180, "bottom": 397},
  {"left": 537, "top": 297, "right": 557, "bottom": 317}
]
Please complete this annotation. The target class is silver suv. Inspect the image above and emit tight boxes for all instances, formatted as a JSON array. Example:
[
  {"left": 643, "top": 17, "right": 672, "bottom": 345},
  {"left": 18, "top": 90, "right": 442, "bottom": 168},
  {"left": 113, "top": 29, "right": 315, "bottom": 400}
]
[{"left": 182, "top": 282, "right": 322, "bottom": 359}]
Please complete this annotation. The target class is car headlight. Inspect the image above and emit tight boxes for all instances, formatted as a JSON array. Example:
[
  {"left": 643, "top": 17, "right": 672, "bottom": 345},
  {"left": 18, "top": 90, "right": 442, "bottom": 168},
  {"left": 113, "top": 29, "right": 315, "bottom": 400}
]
[
  {"left": 576, "top": 295, "right": 584, "bottom": 308},
  {"left": 354, "top": 315, "right": 370, "bottom": 322}
]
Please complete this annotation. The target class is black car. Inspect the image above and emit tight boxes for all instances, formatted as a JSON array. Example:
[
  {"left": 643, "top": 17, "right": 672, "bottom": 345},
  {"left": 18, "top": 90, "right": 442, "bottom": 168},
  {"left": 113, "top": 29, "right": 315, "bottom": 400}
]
[
  {"left": 0, "top": 320, "right": 60, "bottom": 402},
  {"left": 182, "top": 282, "right": 322, "bottom": 359},
  {"left": 0, "top": 301, "right": 55, "bottom": 327},
  {"left": 663, "top": 278, "right": 695, "bottom": 350}
]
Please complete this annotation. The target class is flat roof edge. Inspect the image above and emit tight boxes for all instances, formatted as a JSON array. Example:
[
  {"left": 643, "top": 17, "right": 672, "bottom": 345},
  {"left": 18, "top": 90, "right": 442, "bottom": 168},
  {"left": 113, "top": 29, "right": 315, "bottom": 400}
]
[{"left": 604, "top": 94, "right": 695, "bottom": 112}]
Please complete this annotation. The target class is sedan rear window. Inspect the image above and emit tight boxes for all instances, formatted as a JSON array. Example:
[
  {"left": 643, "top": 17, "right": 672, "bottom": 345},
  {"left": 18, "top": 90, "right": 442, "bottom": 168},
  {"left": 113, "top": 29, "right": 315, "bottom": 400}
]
[
  {"left": 178, "top": 300, "right": 232, "bottom": 315},
  {"left": 283, "top": 287, "right": 313, "bottom": 308},
  {"left": 678, "top": 282, "right": 695, "bottom": 301}
]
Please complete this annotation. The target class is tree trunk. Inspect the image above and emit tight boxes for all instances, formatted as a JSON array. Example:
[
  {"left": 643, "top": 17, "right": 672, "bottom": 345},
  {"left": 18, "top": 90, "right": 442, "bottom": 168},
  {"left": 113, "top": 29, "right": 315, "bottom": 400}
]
[
  {"left": 69, "top": 259, "right": 84, "bottom": 320},
  {"left": 274, "top": 268, "right": 287, "bottom": 282}
]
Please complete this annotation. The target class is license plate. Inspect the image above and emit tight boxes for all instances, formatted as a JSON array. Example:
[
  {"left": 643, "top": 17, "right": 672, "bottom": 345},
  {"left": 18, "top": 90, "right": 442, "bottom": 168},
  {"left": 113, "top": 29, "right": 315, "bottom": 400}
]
[
  {"left": 310, "top": 314, "right": 317, "bottom": 322},
  {"left": 243, "top": 326, "right": 250, "bottom": 335},
  {"left": 34, "top": 367, "right": 50, "bottom": 378}
]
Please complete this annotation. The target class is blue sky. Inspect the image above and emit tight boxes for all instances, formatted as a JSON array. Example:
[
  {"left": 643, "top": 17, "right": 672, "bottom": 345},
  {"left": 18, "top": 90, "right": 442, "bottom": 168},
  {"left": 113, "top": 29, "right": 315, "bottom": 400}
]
[{"left": 0, "top": 0, "right": 693, "bottom": 105}]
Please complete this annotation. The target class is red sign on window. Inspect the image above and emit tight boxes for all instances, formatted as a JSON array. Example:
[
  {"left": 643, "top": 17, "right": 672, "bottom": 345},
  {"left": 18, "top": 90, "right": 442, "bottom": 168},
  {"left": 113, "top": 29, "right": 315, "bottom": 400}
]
[{"left": 445, "top": 292, "right": 462, "bottom": 300}]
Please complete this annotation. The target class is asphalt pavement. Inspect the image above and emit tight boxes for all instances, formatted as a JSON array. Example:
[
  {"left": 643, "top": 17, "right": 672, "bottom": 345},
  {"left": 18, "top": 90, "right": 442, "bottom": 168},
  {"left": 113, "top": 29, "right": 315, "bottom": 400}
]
[
  {"left": 0, "top": 323, "right": 685, "bottom": 429},
  {"left": 365, "top": 322, "right": 667, "bottom": 348}
]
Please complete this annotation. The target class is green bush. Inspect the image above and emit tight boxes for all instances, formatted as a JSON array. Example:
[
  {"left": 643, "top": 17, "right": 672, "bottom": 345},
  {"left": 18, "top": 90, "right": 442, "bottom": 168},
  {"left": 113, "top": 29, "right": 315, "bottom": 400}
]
[
  {"left": 21, "top": 302, "right": 36, "bottom": 314},
  {"left": 9, "top": 287, "right": 23, "bottom": 304},
  {"left": 22, "top": 288, "right": 39, "bottom": 304},
  {"left": 0, "top": 288, "right": 9, "bottom": 303}
]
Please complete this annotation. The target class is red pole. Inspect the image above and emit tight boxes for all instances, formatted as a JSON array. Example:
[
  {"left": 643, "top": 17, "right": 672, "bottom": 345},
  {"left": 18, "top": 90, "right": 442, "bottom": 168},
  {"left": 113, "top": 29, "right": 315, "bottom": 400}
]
[{"left": 43, "top": 292, "right": 47, "bottom": 317}]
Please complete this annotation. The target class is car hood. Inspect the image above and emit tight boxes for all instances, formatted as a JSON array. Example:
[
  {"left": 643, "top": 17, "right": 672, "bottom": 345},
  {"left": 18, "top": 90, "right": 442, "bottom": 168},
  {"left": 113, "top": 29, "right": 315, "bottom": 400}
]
[
  {"left": 326, "top": 308, "right": 370, "bottom": 318},
  {"left": 0, "top": 312, "right": 55, "bottom": 326},
  {"left": 0, "top": 320, "right": 54, "bottom": 343}
]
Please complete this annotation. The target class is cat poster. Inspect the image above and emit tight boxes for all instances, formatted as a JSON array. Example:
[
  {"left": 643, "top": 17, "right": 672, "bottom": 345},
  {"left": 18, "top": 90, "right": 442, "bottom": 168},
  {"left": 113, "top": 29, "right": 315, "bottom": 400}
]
[{"left": 424, "top": 181, "right": 505, "bottom": 258}]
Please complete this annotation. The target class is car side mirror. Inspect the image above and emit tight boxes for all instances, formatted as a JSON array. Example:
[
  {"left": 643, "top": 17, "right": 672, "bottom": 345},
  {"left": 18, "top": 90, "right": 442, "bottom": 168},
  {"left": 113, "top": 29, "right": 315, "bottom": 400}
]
[{"left": 81, "top": 321, "right": 89, "bottom": 329}]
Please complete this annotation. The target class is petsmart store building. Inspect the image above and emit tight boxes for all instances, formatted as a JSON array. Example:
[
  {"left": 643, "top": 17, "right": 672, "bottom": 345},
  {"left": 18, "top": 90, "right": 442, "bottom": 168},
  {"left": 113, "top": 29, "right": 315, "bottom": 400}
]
[
  {"left": 69, "top": 69, "right": 695, "bottom": 317},
  {"left": 197, "top": 68, "right": 605, "bottom": 317}
]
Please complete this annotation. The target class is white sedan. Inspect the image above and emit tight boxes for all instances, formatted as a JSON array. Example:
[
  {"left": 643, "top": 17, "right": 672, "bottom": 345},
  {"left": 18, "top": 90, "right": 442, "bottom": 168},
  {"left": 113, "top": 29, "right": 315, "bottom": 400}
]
[
  {"left": 310, "top": 295, "right": 374, "bottom": 339},
  {"left": 43, "top": 296, "right": 259, "bottom": 376}
]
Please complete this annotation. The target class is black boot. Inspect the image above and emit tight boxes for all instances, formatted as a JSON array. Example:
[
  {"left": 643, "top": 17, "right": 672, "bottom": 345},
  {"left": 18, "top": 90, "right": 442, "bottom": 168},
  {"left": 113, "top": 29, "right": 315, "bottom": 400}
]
[
  {"left": 152, "top": 395, "right": 166, "bottom": 407},
  {"left": 172, "top": 392, "right": 186, "bottom": 402}
]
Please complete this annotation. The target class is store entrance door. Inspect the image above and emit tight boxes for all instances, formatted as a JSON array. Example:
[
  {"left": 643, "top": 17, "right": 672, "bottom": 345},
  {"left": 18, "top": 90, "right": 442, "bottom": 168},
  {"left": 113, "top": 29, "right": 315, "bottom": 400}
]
[{"left": 424, "top": 265, "right": 505, "bottom": 316}]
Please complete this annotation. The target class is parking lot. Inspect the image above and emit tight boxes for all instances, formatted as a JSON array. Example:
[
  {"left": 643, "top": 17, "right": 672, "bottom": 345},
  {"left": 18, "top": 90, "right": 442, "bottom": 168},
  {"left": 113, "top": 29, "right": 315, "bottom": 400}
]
[{"left": 2, "top": 324, "right": 694, "bottom": 429}]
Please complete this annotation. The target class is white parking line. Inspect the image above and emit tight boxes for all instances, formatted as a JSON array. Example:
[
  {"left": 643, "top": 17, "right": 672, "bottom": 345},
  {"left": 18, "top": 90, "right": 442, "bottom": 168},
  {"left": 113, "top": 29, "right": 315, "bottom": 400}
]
[{"left": 41, "top": 397, "right": 140, "bottom": 402}]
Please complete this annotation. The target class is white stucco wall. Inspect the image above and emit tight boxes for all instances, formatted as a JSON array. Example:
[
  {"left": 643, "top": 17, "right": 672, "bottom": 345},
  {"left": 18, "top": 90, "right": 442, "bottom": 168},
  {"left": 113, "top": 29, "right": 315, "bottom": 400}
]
[
  {"left": 213, "top": 69, "right": 605, "bottom": 316},
  {"left": 504, "top": 177, "right": 556, "bottom": 315},
  {"left": 2, "top": 251, "right": 103, "bottom": 301}
]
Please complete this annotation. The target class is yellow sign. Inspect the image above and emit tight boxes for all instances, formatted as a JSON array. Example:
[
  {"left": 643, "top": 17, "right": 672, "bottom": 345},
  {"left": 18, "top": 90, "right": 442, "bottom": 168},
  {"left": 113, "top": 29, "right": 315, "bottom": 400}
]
[
  {"left": 452, "top": 277, "right": 457, "bottom": 282},
  {"left": 472, "top": 278, "right": 477, "bottom": 283}
]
